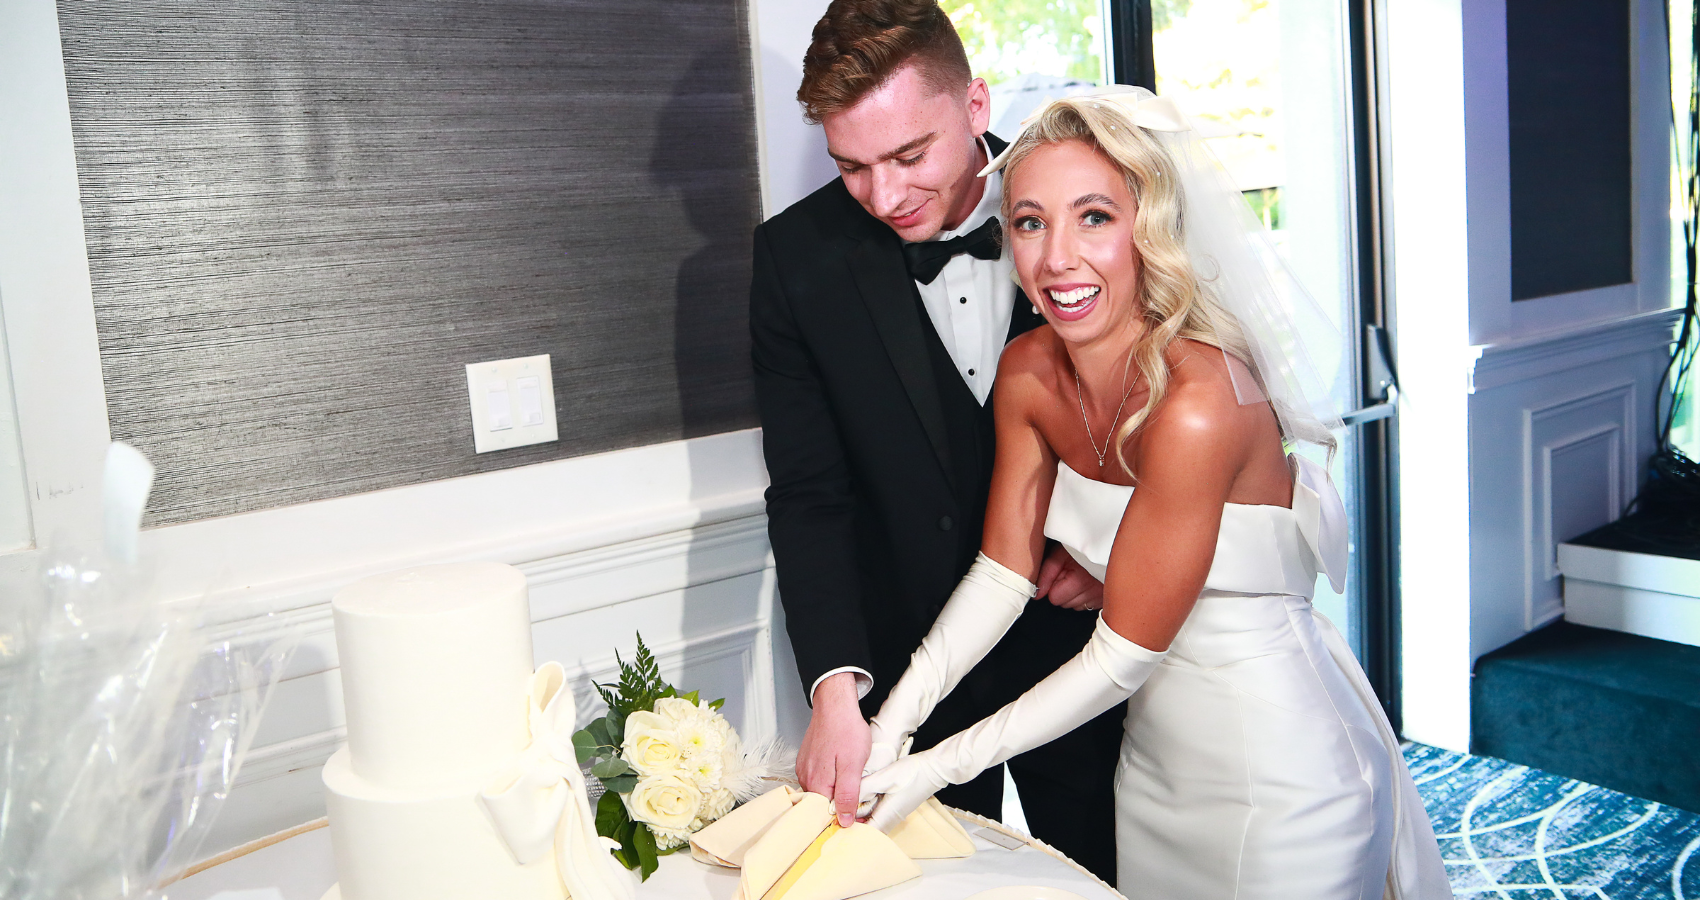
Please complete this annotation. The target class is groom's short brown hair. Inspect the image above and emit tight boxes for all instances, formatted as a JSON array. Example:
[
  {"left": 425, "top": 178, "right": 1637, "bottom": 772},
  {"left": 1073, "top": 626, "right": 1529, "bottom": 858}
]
[{"left": 797, "top": 0, "right": 972, "bottom": 124}]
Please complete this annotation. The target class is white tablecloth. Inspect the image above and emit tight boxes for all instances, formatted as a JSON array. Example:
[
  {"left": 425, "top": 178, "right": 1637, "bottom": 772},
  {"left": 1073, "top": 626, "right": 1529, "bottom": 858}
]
[{"left": 168, "top": 813, "right": 1126, "bottom": 900}]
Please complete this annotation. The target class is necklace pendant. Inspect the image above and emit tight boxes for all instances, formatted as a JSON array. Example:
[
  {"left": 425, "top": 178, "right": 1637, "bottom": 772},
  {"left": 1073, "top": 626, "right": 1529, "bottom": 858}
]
[{"left": 1097, "top": 458, "right": 1105, "bottom": 467}]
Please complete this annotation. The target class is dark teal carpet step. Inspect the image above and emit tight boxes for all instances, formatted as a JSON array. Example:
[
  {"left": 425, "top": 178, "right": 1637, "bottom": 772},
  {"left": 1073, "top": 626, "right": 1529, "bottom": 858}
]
[{"left": 1471, "top": 621, "right": 1700, "bottom": 814}]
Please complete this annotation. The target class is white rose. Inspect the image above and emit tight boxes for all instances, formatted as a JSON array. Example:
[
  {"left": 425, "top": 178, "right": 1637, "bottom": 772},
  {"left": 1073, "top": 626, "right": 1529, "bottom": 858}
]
[
  {"left": 622, "top": 711, "right": 684, "bottom": 775},
  {"left": 652, "top": 697, "right": 702, "bottom": 723},
  {"left": 624, "top": 773, "right": 704, "bottom": 831}
]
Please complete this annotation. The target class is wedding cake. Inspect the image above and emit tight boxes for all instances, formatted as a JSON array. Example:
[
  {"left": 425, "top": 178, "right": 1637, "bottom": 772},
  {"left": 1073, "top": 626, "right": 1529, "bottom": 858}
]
[
  {"left": 315, "top": 562, "right": 1117, "bottom": 900},
  {"left": 321, "top": 562, "right": 564, "bottom": 900}
]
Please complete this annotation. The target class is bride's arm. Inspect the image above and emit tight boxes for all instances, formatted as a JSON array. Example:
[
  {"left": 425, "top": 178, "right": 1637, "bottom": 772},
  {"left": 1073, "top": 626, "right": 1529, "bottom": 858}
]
[
  {"left": 1099, "top": 368, "right": 1254, "bottom": 651},
  {"left": 860, "top": 337, "right": 1060, "bottom": 778},
  {"left": 977, "top": 341, "right": 1063, "bottom": 582},
  {"left": 860, "top": 358, "right": 1263, "bottom": 830}
]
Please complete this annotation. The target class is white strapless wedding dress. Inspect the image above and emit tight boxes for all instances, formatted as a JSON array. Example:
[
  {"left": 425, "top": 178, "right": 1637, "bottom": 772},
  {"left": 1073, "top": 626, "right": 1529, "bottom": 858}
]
[{"left": 1044, "top": 457, "right": 1452, "bottom": 900}]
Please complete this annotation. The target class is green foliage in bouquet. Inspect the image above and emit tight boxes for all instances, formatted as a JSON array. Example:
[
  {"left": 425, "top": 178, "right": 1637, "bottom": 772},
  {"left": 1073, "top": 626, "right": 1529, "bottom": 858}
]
[{"left": 572, "top": 634, "right": 724, "bottom": 881}]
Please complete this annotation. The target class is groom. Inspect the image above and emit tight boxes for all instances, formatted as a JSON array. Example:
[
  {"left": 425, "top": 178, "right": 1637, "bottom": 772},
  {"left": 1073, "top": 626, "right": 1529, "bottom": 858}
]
[{"left": 750, "top": 0, "right": 1122, "bottom": 881}]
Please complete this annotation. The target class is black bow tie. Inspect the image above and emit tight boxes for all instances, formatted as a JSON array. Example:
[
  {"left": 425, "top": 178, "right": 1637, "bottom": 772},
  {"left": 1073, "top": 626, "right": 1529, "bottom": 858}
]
[{"left": 902, "top": 216, "right": 1002, "bottom": 285}]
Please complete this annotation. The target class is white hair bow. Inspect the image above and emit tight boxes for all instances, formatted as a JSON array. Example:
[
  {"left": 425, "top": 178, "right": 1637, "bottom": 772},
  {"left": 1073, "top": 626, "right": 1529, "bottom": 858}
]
[{"left": 979, "top": 85, "right": 1192, "bottom": 177}]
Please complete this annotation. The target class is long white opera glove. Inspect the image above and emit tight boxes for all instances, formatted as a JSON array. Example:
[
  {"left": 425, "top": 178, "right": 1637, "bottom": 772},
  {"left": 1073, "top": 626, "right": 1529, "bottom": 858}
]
[
  {"left": 863, "top": 553, "right": 1036, "bottom": 776},
  {"left": 859, "top": 616, "right": 1166, "bottom": 833}
]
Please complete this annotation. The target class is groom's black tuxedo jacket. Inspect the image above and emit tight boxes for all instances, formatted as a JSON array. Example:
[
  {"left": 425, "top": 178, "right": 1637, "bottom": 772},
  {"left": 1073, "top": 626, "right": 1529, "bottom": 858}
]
[{"left": 750, "top": 136, "right": 1100, "bottom": 717}]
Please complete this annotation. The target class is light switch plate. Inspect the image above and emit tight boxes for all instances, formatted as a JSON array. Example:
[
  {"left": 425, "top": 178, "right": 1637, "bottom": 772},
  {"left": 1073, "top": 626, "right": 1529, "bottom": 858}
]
[{"left": 465, "top": 354, "right": 558, "bottom": 453}]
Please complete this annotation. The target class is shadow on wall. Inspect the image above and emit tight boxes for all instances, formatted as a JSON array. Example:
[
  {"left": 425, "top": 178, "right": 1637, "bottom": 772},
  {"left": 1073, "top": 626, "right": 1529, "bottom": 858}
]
[
  {"left": 659, "top": 33, "right": 827, "bottom": 746},
  {"left": 653, "top": 44, "right": 762, "bottom": 440},
  {"left": 760, "top": 43, "right": 841, "bottom": 218}
]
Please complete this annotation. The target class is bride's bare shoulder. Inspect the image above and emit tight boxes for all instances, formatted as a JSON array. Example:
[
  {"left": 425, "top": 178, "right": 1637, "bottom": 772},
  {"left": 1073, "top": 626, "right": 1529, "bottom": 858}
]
[
  {"left": 993, "top": 325, "right": 1065, "bottom": 406},
  {"left": 1152, "top": 340, "right": 1259, "bottom": 442}
]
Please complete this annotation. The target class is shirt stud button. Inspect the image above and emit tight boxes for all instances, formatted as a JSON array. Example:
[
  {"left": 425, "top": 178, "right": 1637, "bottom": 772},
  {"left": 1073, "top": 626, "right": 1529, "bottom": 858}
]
[
  {"left": 959, "top": 296, "right": 968, "bottom": 304},
  {"left": 967, "top": 368, "right": 976, "bottom": 376}
]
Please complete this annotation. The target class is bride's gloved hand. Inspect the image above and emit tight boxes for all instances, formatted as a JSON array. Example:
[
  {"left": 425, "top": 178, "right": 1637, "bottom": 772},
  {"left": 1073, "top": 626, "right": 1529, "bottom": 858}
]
[
  {"left": 858, "top": 616, "right": 1166, "bottom": 832},
  {"left": 863, "top": 553, "right": 1035, "bottom": 776}
]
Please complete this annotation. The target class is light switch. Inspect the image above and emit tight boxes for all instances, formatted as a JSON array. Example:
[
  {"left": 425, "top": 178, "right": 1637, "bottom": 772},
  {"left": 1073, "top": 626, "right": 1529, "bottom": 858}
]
[
  {"left": 486, "top": 382, "right": 514, "bottom": 431},
  {"left": 465, "top": 354, "right": 558, "bottom": 453},
  {"left": 515, "top": 376, "right": 544, "bottom": 427}
]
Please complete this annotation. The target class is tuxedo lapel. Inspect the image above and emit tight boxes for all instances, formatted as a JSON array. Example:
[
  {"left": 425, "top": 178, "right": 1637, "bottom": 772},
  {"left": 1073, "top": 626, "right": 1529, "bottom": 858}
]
[
  {"left": 842, "top": 133, "right": 1018, "bottom": 484},
  {"left": 848, "top": 235, "right": 954, "bottom": 480}
]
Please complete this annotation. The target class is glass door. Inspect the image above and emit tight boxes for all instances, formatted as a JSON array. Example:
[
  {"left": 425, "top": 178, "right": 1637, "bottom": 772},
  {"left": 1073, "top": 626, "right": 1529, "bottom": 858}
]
[
  {"left": 1146, "top": 0, "right": 1399, "bottom": 720},
  {"left": 944, "top": 1, "right": 1398, "bottom": 723}
]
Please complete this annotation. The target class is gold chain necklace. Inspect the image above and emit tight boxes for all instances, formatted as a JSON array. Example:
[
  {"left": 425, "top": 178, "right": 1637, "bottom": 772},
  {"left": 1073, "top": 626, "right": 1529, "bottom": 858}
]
[{"left": 1073, "top": 344, "right": 1141, "bottom": 468}]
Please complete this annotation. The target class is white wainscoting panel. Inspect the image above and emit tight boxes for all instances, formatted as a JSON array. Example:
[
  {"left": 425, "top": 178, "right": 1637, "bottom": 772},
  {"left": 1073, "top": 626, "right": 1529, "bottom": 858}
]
[
  {"left": 1465, "top": 309, "right": 1676, "bottom": 660},
  {"left": 1523, "top": 383, "right": 1635, "bottom": 628},
  {"left": 204, "top": 511, "right": 777, "bottom": 860}
]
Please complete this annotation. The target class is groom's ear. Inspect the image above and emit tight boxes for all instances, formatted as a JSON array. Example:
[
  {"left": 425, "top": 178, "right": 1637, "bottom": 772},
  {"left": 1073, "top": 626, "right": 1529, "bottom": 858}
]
[{"left": 966, "top": 77, "right": 992, "bottom": 138}]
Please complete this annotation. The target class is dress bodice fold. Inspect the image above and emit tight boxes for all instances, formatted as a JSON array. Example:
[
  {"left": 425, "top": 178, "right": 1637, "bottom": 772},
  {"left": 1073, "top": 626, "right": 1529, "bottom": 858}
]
[{"left": 1042, "top": 454, "right": 1348, "bottom": 598}]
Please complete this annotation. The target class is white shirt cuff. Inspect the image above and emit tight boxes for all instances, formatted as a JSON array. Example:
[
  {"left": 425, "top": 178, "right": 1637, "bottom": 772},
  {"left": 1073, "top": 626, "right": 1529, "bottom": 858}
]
[{"left": 809, "top": 666, "right": 874, "bottom": 706}]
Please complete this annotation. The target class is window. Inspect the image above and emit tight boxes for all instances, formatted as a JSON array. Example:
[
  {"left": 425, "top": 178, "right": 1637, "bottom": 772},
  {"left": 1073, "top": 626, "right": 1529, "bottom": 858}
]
[{"left": 944, "top": 0, "right": 1111, "bottom": 137}]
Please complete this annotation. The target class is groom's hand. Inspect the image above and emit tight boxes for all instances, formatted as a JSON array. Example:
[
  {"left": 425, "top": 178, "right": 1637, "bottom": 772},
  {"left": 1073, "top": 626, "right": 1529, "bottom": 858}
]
[
  {"left": 1037, "top": 543, "right": 1105, "bottom": 611},
  {"left": 798, "top": 672, "right": 871, "bottom": 829}
]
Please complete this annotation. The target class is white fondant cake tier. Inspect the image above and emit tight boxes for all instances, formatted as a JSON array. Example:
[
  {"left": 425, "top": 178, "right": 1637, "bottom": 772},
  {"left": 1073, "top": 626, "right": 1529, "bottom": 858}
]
[
  {"left": 332, "top": 562, "right": 533, "bottom": 790},
  {"left": 322, "top": 747, "right": 560, "bottom": 900},
  {"left": 324, "top": 562, "right": 564, "bottom": 900}
]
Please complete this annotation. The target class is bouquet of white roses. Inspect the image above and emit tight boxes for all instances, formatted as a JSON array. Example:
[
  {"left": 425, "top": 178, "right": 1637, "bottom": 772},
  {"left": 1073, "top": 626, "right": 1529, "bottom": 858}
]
[{"left": 573, "top": 634, "right": 788, "bottom": 881}]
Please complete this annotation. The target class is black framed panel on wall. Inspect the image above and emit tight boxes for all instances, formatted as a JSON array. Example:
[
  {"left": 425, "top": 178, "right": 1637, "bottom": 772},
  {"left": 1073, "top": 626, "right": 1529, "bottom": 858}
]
[
  {"left": 1506, "top": 0, "right": 1633, "bottom": 300},
  {"left": 57, "top": 0, "right": 761, "bottom": 525}
]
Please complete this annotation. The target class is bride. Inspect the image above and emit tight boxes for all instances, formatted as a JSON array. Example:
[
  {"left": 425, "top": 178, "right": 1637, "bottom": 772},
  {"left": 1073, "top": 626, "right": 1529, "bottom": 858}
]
[{"left": 857, "top": 87, "right": 1452, "bottom": 900}]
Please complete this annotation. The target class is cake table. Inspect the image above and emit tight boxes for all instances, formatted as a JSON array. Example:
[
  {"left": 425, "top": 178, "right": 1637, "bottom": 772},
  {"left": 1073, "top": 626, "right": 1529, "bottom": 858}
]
[{"left": 168, "top": 809, "right": 1126, "bottom": 900}]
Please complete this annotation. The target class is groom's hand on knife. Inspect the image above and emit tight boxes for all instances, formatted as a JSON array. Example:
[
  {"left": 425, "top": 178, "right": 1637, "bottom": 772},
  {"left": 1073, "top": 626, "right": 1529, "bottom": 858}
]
[
  {"left": 797, "top": 671, "right": 871, "bottom": 829},
  {"left": 1037, "top": 542, "right": 1105, "bottom": 611}
]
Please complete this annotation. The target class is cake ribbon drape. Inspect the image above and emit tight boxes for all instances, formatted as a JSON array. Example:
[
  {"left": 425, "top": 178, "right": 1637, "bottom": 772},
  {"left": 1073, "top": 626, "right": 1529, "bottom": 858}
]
[{"left": 479, "top": 662, "right": 636, "bottom": 900}]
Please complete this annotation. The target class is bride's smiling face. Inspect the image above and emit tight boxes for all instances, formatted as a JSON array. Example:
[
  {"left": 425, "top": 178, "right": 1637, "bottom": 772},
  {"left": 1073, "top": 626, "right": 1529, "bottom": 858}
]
[{"left": 1007, "top": 139, "right": 1142, "bottom": 346}]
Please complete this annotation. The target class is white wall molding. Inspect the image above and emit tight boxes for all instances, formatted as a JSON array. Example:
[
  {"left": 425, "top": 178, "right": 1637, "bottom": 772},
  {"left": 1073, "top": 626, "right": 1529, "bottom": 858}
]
[
  {"left": 1521, "top": 382, "right": 1636, "bottom": 629},
  {"left": 0, "top": 428, "right": 768, "bottom": 617},
  {"left": 202, "top": 496, "right": 778, "bottom": 857},
  {"left": 1462, "top": 0, "right": 1672, "bottom": 345},
  {"left": 1469, "top": 333, "right": 1668, "bottom": 661},
  {"left": 0, "top": 0, "right": 113, "bottom": 549},
  {"left": 212, "top": 510, "right": 772, "bottom": 658},
  {"left": 232, "top": 620, "right": 770, "bottom": 795},
  {"left": 1470, "top": 307, "right": 1681, "bottom": 393}
]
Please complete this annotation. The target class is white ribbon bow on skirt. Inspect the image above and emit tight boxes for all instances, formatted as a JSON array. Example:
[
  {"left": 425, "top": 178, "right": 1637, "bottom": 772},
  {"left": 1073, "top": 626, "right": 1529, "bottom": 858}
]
[{"left": 479, "top": 662, "right": 637, "bottom": 900}]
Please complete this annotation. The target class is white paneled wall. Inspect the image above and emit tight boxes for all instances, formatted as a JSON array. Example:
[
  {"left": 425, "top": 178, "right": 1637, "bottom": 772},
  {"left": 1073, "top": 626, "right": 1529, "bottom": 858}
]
[
  {"left": 1466, "top": 311, "right": 1678, "bottom": 659},
  {"left": 1387, "top": 0, "right": 1676, "bottom": 749},
  {"left": 195, "top": 442, "right": 790, "bottom": 859}
]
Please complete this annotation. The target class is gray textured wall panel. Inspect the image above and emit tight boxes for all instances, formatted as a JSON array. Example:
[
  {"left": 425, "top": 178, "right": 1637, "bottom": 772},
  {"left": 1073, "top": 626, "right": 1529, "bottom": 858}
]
[{"left": 57, "top": 0, "right": 761, "bottom": 525}]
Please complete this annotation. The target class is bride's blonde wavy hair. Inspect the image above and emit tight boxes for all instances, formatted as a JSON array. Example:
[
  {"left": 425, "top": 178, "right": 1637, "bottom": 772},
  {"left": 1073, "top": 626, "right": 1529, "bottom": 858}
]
[{"left": 999, "top": 98, "right": 1257, "bottom": 477}]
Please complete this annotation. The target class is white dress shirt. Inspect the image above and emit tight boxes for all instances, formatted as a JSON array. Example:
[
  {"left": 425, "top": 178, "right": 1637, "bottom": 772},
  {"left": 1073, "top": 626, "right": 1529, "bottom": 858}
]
[
  {"left": 809, "top": 139, "right": 1017, "bottom": 706},
  {"left": 911, "top": 137, "right": 1018, "bottom": 406}
]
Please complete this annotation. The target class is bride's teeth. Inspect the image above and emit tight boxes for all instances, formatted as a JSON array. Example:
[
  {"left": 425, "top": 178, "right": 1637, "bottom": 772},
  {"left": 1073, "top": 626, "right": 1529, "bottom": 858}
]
[{"left": 1049, "top": 286, "right": 1100, "bottom": 307}]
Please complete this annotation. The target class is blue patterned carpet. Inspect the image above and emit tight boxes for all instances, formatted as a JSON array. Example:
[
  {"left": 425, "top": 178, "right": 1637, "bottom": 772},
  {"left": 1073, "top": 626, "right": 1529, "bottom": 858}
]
[{"left": 1405, "top": 743, "right": 1700, "bottom": 898}]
